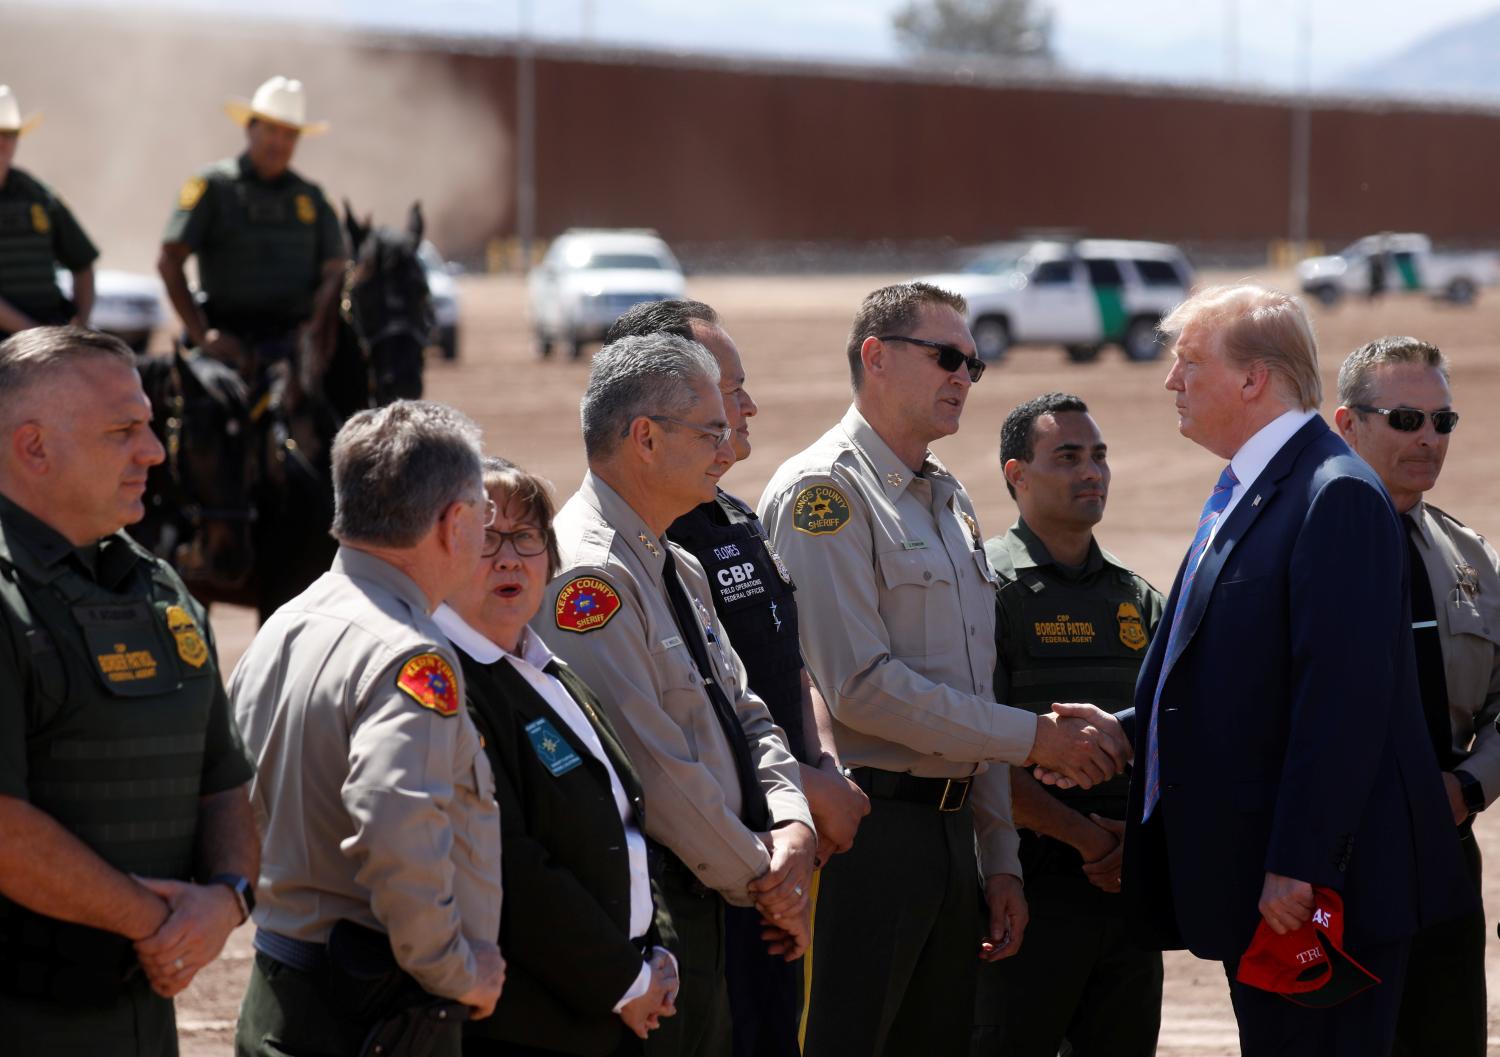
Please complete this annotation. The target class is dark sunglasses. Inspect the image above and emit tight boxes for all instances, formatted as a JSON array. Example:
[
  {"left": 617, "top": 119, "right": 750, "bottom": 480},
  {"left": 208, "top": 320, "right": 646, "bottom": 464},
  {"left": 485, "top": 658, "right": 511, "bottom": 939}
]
[
  {"left": 1352, "top": 404, "right": 1459, "bottom": 434},
  {"left": 877, "top": 335, "right": 986, "bottom": 383}
]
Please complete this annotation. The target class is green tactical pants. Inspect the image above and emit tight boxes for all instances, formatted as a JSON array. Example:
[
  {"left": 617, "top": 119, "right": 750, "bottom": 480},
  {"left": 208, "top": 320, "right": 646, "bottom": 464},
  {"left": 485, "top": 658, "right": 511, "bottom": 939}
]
[{"left": 645, "top": 860, "right": 731, "bottom": 1057}]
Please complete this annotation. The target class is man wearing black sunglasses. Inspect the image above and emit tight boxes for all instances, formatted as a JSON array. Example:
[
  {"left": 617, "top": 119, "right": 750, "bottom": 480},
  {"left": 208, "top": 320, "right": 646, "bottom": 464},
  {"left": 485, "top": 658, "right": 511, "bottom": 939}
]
[
  {"left": 759, "top": 282, "right": 1130, "bottom": 1057},
  {"left": 1334, "top": 336, "right": 1497, "bottom": 1057}
]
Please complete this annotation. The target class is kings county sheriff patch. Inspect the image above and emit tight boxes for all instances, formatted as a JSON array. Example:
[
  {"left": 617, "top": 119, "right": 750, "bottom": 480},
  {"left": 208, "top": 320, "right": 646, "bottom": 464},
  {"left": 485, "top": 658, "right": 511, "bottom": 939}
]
[
  {"left": 178, "top": 176, "right": 206, "bottom": 211},
  {"left": 791, "top": 484, "right": 851, "bottom": 536},
  {"left": 396, "top": 653, "right": 460, "bottom": 717},
  {"left": 165, "top": 604, "right": 209, "bottom": 668},
  {"left": 555, "top": 575, "right": 622, "bottom": 633}
]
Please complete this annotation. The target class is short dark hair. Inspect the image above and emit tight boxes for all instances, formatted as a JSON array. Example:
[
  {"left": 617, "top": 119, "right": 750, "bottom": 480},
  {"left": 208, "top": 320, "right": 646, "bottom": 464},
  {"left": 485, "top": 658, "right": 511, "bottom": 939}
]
[
  {"left": 0, "top": 325, "right": 137, "bottom": 429},
  {"left": 999, "top": 393, "right": 1090, "bottom": 499},
  {"left": 1337, "top": 335, "right": 1448, "bottom": 409},
  {"left": 846, "top": 282, "right": 967, "bottom": 389},
  {"left": 482, "top": 456, "right": 562, "bottom": 578},
  {"left": 604, "top": 299, "right": 719, "bottom": 344}
]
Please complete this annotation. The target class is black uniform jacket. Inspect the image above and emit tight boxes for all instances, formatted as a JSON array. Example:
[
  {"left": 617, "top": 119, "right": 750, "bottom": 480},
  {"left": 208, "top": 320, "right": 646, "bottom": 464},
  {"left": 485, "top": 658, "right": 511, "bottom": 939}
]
[{"left": 459, "top": 648, "right": 674, "bottom": 1055}]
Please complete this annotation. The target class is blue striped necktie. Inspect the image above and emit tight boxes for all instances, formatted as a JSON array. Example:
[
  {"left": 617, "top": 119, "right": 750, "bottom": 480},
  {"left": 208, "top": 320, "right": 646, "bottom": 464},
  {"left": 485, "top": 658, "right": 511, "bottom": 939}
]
[{"left": 1142, "top": 464, "right": 1239, "bottom": 821}]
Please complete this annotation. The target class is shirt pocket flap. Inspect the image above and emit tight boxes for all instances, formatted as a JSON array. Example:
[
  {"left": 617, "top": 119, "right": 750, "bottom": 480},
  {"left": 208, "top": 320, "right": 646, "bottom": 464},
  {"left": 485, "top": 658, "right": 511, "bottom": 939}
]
[
  {"left": 877, "top": 548, "right": 954, "bottom": 590},
  {"left": 1448, "top": 596, "right": 1500, "bottom": 646}
]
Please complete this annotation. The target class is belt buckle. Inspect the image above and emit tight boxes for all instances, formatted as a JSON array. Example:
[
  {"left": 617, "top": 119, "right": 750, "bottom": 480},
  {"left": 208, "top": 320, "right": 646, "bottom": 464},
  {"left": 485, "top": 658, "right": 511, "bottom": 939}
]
[{"left": 939, "top": 778, "right": 970, "bottom": 812}]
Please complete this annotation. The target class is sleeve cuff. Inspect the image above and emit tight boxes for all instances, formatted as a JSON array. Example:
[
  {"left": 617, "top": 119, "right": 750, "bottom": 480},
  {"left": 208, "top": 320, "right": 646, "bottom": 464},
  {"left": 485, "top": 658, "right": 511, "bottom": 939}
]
[{"left": 612, "top": 960, "right": 653, "bottom": 1013}]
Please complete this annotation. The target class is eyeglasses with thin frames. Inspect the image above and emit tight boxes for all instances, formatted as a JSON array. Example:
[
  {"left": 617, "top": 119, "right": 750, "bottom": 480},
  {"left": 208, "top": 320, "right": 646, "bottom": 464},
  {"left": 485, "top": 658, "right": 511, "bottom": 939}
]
[
  {"left": 633, "top": 415, "right": 733, "bottom": 448},
  {"left": 877, "top": 335, "right": 986, "bottom": 383},
  {"left": 1352, "top": 404, "right": 1459, "bottom": 434}
]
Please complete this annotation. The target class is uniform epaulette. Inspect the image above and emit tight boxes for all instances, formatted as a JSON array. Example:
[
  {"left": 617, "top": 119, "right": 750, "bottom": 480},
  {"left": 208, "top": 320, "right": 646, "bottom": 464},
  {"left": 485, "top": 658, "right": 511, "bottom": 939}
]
[{"left": 983, "top": 535, "right": 1019, "bottom": 583}]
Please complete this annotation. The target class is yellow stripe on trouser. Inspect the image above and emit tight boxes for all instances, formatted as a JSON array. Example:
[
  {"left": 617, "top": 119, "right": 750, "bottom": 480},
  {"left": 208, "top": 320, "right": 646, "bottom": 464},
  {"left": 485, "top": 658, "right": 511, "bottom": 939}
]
[{"left": 797, "top": 869, "right": 822, "bottom": 1050}]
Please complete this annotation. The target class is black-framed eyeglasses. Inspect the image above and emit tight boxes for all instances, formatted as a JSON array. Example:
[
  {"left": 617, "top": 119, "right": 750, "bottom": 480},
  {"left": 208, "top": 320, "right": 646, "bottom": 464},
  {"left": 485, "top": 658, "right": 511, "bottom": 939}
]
[
  {"left": 1352, "top": 404, "right": 1459, "bottom": 434},
  {"left": 483, "top": 526, "right": 550, "bottom": 559},
  {"left": 643, "top": 415, "right": 733, "bottom": 448},
  {"left": 877, "top": 335, "right": 986, "bottom": 383}
]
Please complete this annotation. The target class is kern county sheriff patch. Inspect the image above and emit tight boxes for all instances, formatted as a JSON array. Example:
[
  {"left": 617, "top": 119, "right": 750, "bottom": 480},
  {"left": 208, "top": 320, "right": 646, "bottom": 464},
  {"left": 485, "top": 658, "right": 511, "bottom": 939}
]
[
  {"left": 555, "top": 576, "right": 622, "bottom": 633},
  {"left": 1117, "top": 602, "right": 1148, "bottom": 651},
  {"left": 395, "top": 653, "right": 460, "bottom": 717},
  {"left": 791, "top": 484, "right": 851, "bottom": 536}
]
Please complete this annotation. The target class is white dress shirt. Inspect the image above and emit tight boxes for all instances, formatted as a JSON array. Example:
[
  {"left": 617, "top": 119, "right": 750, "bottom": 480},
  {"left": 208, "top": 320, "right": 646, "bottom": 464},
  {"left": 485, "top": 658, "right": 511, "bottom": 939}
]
[
  {"left": 434, "top": 604, "right": 668, "bottom": 1010},
  {"left": 1210, "top": 408, "right": 1320, "bottom": 546}
]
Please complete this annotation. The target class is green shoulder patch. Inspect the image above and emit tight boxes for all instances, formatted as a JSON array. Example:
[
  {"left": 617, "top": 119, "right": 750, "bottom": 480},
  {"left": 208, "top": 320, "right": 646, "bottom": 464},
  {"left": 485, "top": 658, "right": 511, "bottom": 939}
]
[{"left": 792, "top": 483, "right": 851, "bottom": 536}]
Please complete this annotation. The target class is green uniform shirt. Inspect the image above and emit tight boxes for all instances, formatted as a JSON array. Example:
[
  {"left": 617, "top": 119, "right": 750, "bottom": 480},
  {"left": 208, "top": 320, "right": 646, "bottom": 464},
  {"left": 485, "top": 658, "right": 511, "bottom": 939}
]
[
  {"left": 987, "top": 519, "right": 1163, "bottom": 911},
  {"left": 162, "top": 153, "right": 344, "bottom": 331},
  {"left": 0, "top": 166, "right": 98, "bottom": 323}
]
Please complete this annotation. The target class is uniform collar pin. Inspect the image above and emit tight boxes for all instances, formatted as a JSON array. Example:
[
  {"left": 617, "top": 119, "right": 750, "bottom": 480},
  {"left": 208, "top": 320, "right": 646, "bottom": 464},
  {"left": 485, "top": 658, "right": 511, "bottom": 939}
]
[
  {"left": 886, "top": 472, "right": 903, "bottom": 487},
  {"left": 637, "top": 532, "right": 660, "bottom": 556}
]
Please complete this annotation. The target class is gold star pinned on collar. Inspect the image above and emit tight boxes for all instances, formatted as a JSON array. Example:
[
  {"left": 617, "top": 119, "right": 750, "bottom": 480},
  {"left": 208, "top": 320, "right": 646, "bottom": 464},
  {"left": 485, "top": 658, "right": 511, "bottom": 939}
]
[
  {"left": 886, "top": 472, "right": 904, "bottom": 487},
  {"left": 637, "top": 532, "right": 661, "bottom": 557}
]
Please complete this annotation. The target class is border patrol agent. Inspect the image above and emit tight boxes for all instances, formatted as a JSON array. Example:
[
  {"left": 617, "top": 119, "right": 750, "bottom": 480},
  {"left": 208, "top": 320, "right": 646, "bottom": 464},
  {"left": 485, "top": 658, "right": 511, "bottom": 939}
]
[
  {"left": 158, "top": 76, "right": 345, "bottom": 383},
  {"left": 0, "top": 326, "right": 257, "bottom": 1057},
  {"left": 231, "top": 400, "right": 504, "bottom": 1057},
  {"left": 759, "top": 284, "right": 1129, "bottom": 1057},
  {"left": 1333, "top": 337, "right": 1497, "bottom": 1057},
  {"left": 540, "top": 333, "right": 816, "bottom": 1057},
  {"left": 604, "top": 300, "right": 868, "bottom": 1057},
  {"left": 0, "top": 86, "right": 98, "bottom": 338},
  {"left": 971, "top": 393, "right": 1165, "bottom": 1057}
]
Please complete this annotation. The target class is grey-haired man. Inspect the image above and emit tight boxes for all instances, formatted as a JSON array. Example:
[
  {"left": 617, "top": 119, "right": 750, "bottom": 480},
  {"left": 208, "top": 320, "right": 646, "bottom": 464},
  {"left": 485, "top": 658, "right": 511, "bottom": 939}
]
[{"left": 232, "top": 399, "right": 505, "bottom": 1057}]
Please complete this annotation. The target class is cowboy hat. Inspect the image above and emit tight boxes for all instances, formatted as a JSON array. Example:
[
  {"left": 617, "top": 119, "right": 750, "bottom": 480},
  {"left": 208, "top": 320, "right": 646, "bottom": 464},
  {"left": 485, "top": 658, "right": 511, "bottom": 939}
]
[
  {"left": 0, "top": 86, "right": 43, "bottom": 136},
  {"left": 224, "top": 76, "right": 329, "bottom": 135}
]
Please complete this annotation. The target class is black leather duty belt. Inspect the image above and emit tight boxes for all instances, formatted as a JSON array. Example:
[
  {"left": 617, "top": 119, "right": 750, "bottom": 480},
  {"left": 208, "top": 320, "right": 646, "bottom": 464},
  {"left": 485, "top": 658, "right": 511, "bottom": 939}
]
[{"left": 850, "top": 767, "right": 972, "bottom": 813}]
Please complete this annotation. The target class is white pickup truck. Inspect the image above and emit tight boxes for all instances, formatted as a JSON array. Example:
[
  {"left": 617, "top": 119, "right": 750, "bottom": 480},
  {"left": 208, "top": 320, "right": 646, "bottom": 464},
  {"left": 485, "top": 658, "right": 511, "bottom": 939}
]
[
  {"left": 1297, "top": 233, "right": 1500, "bottom": 307},
  {"left": 917, "top": 239, "right": 1194, "bottom": 363}
]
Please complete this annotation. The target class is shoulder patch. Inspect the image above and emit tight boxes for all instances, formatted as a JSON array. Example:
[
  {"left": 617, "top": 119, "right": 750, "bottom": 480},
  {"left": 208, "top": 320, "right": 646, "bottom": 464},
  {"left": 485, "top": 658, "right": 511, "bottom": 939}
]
[
  {"left": 555, "top": 575, "right": 622, "bottom": 633},
  {"left": 178, "top": 176, "right": 207, "bottom": 211},
  {"left": 791, "top": 483, "right": 851, "bottom": 536},
  {"left": 396, "top": 653, "right": 460, "bottom": 717}
]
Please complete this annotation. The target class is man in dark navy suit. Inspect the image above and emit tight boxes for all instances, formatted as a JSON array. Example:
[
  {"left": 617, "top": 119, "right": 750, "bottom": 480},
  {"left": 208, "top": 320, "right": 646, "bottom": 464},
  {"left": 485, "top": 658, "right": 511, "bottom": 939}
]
[{"left": 1051, "top": 284, "right": 1472, "bottom": 1056}]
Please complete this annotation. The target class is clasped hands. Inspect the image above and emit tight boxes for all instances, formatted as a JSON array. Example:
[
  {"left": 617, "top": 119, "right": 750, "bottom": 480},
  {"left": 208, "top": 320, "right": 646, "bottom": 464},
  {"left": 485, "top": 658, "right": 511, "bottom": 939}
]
[
  {"left": 619, "top": 947, "right": 679, "bottom": 1038},
  {"left": 1027, "top": 703, "right": 1131, "bottom": 790},
  {"left": 749, "top": 820, "right": 817, "bottom": 962},
  {"left": 130, "top": 876, "right": 244, "bottom": 999}
]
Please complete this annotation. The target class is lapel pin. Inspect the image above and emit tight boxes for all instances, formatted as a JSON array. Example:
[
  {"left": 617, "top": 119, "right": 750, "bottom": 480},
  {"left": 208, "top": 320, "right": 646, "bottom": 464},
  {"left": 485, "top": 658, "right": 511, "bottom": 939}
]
[{"left": 1251, "top": 495, "right": 1262, "bottom": 507}]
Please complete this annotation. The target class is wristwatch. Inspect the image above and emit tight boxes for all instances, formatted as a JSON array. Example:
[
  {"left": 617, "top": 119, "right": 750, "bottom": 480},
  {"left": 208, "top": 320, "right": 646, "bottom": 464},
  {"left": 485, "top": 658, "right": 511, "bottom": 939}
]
[
  {"left": 209, "top": 873, "right": 256, "bottom": 924},
  {"left": 1456, "top": 771, "right": 1487, "bottom": 817}
]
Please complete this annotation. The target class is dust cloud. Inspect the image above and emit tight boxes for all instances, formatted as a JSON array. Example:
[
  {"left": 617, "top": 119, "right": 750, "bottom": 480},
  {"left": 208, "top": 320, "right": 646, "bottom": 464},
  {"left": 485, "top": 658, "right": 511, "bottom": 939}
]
[{"left": 3, "top": 5, "right": 512, "bottom": 272}]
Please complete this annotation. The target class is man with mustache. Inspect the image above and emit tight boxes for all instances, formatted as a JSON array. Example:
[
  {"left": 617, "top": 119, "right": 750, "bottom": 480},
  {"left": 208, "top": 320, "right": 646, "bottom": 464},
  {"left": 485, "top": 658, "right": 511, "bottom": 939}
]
[
  {"left": 759, "top": 283, "right": 1130, "bottom": 1056},
  {"left": 1333, "top": 336, "right": 1496, "bottom": 1057},
  {"left": 540, "top": 332, "right": 816, "bottom": 1057},
  {"left": 971, "top": 393, "right": 1165, "bottom": 1057}
]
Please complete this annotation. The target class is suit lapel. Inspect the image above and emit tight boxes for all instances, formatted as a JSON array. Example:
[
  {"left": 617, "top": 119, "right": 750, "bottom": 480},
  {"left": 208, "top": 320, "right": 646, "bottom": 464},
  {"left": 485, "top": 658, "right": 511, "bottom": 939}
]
[
  {"left": 1158, "top": 416, "right": 1328, "bottom": 682},
  {"left": 550, "top": 660, "right": 648, "bottom": 828}
]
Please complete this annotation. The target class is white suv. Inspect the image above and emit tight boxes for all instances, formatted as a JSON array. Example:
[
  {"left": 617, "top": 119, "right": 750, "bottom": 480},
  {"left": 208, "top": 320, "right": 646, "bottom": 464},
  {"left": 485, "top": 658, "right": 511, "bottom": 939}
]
[
  {"left": 918, "top": 239, "right": 1193, "bottom": 363},
  {"left": 528, "top": 230, "right": 686, "bottom": 359}
]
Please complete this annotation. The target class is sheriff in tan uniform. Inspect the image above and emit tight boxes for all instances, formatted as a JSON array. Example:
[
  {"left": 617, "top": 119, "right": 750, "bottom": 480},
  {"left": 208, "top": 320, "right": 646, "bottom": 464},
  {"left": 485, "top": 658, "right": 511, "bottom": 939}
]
[
  {"left": 759, "top": 283, "right": 1129, "bottom": 1057},
  {"left": 543, "top": 472, "right": 812, "bottom": 898}
]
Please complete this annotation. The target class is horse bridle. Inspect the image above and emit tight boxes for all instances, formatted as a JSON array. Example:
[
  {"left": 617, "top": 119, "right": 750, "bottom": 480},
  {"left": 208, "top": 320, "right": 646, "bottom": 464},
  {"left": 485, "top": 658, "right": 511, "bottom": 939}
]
[
  {"left": 161, "top": 387, "right": 257, "bottom": 529},
  {"left": 339, "top": 260, "right": 435, "bottom": 350}
]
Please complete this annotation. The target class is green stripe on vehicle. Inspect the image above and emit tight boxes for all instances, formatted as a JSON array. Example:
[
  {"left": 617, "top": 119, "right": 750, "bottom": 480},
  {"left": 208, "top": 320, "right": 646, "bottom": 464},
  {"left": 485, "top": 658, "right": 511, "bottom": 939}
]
[
  {"left": 1396, "top": 255, "right": 1420, "bottom": 290},
  {"left": 1092, "top": 285, "right": 1128, "bottom": 341}
]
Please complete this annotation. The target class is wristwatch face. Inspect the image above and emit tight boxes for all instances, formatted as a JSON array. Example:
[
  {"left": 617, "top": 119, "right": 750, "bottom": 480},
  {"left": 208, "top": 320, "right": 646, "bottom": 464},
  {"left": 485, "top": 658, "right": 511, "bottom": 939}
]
[{"left": 210, "top": 873, "right": 255, "bottom": 919}]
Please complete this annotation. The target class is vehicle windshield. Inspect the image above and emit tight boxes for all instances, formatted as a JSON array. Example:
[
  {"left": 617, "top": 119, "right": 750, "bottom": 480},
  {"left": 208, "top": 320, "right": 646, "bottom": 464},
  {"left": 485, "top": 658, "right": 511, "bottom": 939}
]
[
  {"left": 961, "top": 252, "right": 1021, "bottom": 276},
  {"left": 578, "top": 253, "right": 671, "bottom": 270}
]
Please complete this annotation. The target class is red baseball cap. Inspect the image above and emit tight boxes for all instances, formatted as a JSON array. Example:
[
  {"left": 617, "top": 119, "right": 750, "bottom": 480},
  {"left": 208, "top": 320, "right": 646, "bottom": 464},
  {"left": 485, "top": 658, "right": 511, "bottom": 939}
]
[{"left": 1235, "top": 887, "right": 1380, "bottom": 1008}]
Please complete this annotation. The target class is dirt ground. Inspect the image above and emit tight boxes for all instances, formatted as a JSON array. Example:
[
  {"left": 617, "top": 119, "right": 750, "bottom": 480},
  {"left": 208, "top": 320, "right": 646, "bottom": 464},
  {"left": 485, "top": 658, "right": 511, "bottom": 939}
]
[{"left": 176, "top": 271, "right": 1500, "bottom": 1055}]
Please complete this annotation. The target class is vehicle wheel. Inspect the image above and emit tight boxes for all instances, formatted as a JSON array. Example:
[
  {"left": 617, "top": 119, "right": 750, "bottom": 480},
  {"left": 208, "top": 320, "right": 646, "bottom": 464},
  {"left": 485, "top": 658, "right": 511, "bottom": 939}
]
[
  {"left": 1121, "top": 317, "right": 1164, "bottom": 362},
  {"left": 537, "top": 333, "right": 554, "bottom": 359},
  {"left": 1446, "top": 278, "right": 1476, "bottom": 305},
  {"left": 1309, "top": 284, "right": 1341, "bottom": 308},
  {"left": 972, "top": 316, "right": 1010, "bottom": 363},
  {"left": 1064, "top": 344, "right": 1102, "bottom": 364},
  {"left": 569, "top": 336, "right": 587, "bottom": 361},
  {"left": 438, "top": 326, "right": 458, "bottom": 361}
]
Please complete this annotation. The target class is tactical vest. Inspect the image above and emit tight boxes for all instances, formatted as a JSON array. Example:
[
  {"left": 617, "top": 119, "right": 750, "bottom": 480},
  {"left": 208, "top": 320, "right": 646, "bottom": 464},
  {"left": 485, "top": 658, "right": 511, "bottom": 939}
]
[
  {"left": 668, "top": 493, "right": 807, "bottom": 761},
  {"left": 0, "top": 172, "right": 67, "bottom": 319},
  {"left": 0, "top": 528, "right": 217, "bottom": 1000},
  {"left": 198, "top": 161, "right": 324, "bottom": 327}
]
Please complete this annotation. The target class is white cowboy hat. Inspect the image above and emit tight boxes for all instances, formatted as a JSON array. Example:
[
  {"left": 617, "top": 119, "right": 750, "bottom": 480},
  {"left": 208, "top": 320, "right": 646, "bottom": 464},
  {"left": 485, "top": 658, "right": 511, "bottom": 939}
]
[
  {"left": 0, "top": 86, "right": 42, "bottom": 136},
  {"left": 224, "top": 76, "right": 329, "bottom": 135}
]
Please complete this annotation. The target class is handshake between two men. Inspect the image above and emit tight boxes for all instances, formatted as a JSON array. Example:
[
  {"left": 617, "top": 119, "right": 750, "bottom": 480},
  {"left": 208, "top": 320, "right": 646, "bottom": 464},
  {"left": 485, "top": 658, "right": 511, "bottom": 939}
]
[{"left": 1025, "top": 702, "right": 1131, "bottom": 790}]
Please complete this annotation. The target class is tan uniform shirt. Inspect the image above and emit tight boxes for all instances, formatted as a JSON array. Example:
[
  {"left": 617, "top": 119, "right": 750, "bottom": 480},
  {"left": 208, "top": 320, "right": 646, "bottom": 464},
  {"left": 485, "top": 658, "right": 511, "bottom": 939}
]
[
  {"left": 231, "top": 546, "right": 501, "bottom": 1000},
  {"left": 1410, "top": 501, "right": 1500, "bottom": 804},
  {"left": 537, "top": 472, "right": 812, "bottom": 907},
  {"left": 759, "top": 405, "right": 1033, "bottom": 875}
]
